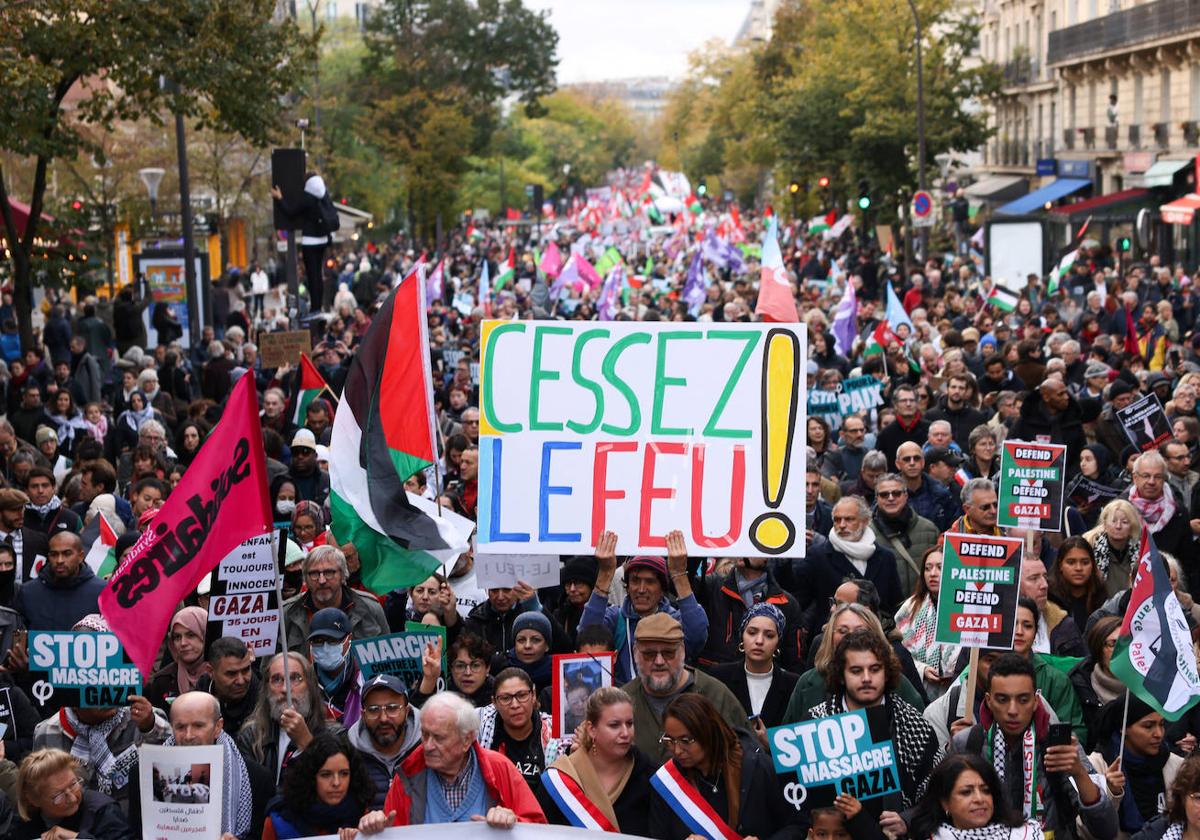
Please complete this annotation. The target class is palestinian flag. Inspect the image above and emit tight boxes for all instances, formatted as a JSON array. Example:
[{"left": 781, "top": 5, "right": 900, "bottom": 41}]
[
  {"left": 863, "top": 321, "right": 896, "bottom": 357},
  {"left": 328, "top": 268, "right": 471, "bottom": 594},
  {"left": 987, "top": 283, "right": 1020, "bottom": 312},
  {"left": 84, "top": 512, "right": 118, "bottom": 578},
  {"left": 293, "top": 353, "right": 331, "bottom": 426},
  {"left": 494, "top": 247, "right": 515, "bottom": 291},
  {"left": 1047, "top": 249, "right": 1077, "bottom": 295},
  {"left": 466, "top": 223, "right": 483, "bottom": 241}
]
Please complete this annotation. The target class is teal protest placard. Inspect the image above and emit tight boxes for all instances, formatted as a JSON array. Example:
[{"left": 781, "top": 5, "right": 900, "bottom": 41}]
[
  {"left": 28, "top": 631, "right": 142, "bottom": 708},
  {"left": 767, "top": 709, "right": 899, "bottom": 805},
  {"left": 352, "top": 630, "right": 443, "bottom": 688}
]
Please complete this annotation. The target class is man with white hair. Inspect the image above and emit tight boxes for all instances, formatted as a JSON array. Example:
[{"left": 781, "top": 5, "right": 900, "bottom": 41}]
[
  {"left": 169, "top": 691, "right": 274, "bottom": 840},
  {"left": 378, "top": 691, "right": 545, "bottom": 826},
  {"left": 796, "top": 495, "right": 903, "bottom": 617},
  {"left": 1121, "top": 450, "right": 1195, "bottom": 572}
]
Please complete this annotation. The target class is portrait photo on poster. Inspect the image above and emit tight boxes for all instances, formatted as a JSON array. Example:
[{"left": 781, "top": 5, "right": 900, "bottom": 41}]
[
  {"left": 552, "top": 652, "right": 614, "bottom": 738},
  {"left": 152, "top": 760, "right": 212, "bottom": 804}
]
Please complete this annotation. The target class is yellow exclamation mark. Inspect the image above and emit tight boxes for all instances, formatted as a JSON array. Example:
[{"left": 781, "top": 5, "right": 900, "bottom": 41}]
[{"left": 750, "top": 328, "right": 800, "bottom": 554}]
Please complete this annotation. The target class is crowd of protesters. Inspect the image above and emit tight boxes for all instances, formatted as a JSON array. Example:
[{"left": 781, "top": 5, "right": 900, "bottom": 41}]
[{"left": 0, "top": 183, "right": 1198, "bottom": 840}]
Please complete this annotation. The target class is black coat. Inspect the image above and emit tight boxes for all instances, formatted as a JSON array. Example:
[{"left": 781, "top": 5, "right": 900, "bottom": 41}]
[
  {"left": 1008, "top": 388, "right": 1088, "bottom": 475},
  {"left": 648, "top": 730, "right": 804, "bottom": 840},
  {"left": 13, "top": 789, "right": 134, "bottom": 840},
  {"left": 705, "top": 661, "right": 800, "bottom": 729},
  {"left": 790, "top": 538, "right": 904, "bottom": 616},
  {"left": 536, "top": 748, "right": 657, "bottom": 837},
  {"left": 924, "top": 400, "right": 991, "bottom": 450},
  {"left": 876, "top": 415, "right": 931, "bottom": 471},
  {"left": 696, "top": 569, "right": 805, "bottom": 671}
]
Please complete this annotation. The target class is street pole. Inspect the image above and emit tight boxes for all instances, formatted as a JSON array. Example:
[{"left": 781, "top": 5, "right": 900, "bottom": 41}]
[
  {"left": 906, "top": 0, "right": 928, "bottom": 267},
  {"left": 171, "top": 92, "right": 202, "bottom": 345}
]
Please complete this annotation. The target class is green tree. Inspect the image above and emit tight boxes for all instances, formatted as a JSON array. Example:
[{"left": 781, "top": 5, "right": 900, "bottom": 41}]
[
  {"left": 355, "top": 0, "right": 558, "bottom": 239},
  {"left": 0, "top": 0, "right": 316, "bottom": 349}
]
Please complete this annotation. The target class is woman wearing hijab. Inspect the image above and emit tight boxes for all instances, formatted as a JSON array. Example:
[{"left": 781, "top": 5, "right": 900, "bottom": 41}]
[
  {"left": 146, "top": 606, "right": 211, "bottom": 709},
  {"left": 537, "top": 687, "right": 654, "bottom": 836},
  {"left": 291, "top": 500, "right": 327, "bottom": 553},
  {"left": 1089, "top": 696, "right": 1182, "bottom": 839}
]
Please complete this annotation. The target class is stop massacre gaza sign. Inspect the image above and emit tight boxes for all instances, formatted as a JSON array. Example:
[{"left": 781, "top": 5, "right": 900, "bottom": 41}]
[
  {"left": 477, "top": 321, "right": 808, "bottom": 558},
  {"left": 935, "top": 534, "right": 1024, "bottom": 649},
  {"left": 997, "top": 441, "right": 1066, "bottom": 532}
]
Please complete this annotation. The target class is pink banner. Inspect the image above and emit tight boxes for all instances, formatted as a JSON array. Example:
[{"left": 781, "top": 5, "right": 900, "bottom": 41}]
[{"left": 100, "top": 375, "right": 272, "bottom": 675}]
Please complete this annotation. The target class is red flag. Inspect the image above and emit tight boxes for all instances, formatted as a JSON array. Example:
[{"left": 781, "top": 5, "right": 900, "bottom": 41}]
[
  {"left": 505, "top": 208, "right": 521, "bottom": 221},
  {"left": 100, "top": 375, "right": 272, "bottom": 675},
  {"left": 1125, "top": 306, "right": 1140, "bottom": 357},
  {"left": 825, "top": 209, "right": 837, "bottom": 227}
]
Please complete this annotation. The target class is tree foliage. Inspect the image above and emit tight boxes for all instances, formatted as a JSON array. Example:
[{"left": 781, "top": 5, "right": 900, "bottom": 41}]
[{"left": 0, "top": 0, "right": 316, "bottom": 348}]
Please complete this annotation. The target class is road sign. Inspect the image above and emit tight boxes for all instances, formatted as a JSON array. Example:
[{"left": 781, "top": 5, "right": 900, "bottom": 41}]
[{"left": 912, "top": 190, "right": 934, "bottom": 228}]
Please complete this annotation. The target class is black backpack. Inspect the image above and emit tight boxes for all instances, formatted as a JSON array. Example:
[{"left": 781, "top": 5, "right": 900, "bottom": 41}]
[{"left": 316, "top": 192, "right": 341, "bottom": 233}]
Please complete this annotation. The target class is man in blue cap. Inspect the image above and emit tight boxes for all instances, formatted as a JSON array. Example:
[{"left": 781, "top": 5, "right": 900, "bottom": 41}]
[
  {"left": 348, "top": 674, "right": 422, "bottom": 809},
  {"left": 307, "top": 607, "right": 361, "bottom": 726}
]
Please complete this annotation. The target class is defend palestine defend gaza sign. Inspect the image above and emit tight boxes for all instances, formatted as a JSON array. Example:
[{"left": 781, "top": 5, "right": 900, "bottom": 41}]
[
  {"left": 997, "top": 441, "right": 1067, "bottom": 532},
  {"left": 934, "top": 534, "right": 1024, "bottom": 650},
  {"left": 477, "top": 321, "right": 809, "bottom": 558}
]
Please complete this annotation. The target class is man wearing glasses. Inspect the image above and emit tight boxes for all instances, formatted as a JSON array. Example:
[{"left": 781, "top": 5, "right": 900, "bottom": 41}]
[
  {"left": 1121, "top": 450, "right": 1194, "bottom": 565},
  {"left": 895, "top": 441, "right": 959, "bottom": 531},
  {"left": 623, "top": 613, "right": 746, "bottom": 760},
  {"left": 823, "top": 414, "right": 870, "bottom": 481},
  {"left": 349, "top": 674, "right": 422, "bottom": 808},
  {"left": 281, "top": 545, "right": 389, "bottom": 651},
  {"left": 876, "top": 385, "right": 930, "bottom": 471},
  {"left": 948, "top": 478, "right": 1002, "bottom": 536},
  {"left": 870, "top": 473, "right": 939, "bottom": 595}
]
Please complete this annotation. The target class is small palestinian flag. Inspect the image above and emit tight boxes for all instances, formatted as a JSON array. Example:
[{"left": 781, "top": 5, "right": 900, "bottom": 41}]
[
  {"left": 85, "top": 512, "right": 119, "bottom": 578},
  {"left": 987, "top": 283, "right": 1020, "bottom": 312},
  {"left": 328, "top": 267, "right": 471, "bottom": 594},
  {"left": 1047, "top": 249, "right": 1077, "bottom": 295},
  {"left": 494, "top": 247, "right": 516, "bottom": 291},
  {"left": 293, "top": 353, "right": 331, "bottom": 426}
]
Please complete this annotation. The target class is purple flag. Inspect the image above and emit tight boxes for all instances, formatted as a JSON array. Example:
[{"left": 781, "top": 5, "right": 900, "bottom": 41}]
[
  {"left": 549, "top": 254, "right": 581, "bottom": 300},
  {"left": 831, "top": 280, "right": 858, "bottom": 356},
  {"left": 597, "top": 265, "right": 623, "bottom": 321},
  {"left": 683, "top": 251, "right": 707, "bottom": 315}
]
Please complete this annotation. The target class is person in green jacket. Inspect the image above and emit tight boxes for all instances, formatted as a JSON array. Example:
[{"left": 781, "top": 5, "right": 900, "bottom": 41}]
[{"left": 782, "top": 603, "right": 926, "bottom": 723}]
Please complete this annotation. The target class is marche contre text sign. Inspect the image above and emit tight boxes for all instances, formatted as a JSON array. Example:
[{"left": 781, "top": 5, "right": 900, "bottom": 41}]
[
  {"left": 935, "top": 534, "right": 1024, "bottom": 649},
  {"left": 478, "top": 321, "right": 808, "bottom": 558}
]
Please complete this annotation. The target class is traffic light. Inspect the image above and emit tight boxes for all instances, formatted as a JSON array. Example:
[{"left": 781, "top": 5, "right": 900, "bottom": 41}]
[
  {"left": 857, "top": 179, "right": 871, "bottom": 211},
  {"left": 1117, "top": 236, "right": 1132, "bottom": 252},
  {"left": 817, "top": 176, "right": 831, "bottom": 189},
  {"left": 697, "top": 178, "right": 708, "bottom": 197},
  {"left": 788, "top": 181, "right": 801, "bottom": 194},
  {"left": 71, "top": 200, "right": 83, "bottom": 211}
]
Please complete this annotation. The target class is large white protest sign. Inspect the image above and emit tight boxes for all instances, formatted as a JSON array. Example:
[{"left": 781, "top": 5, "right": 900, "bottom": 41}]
[
  {"left": 206, "top": 532, "right": 280, "bottom": 657},
  {"left": 297, "top": 822, "right": 649, "bottom": 840},
  {"left": 139, "top": 743, "right": 224, "bottom": 840},
  {"left": 478, "top": 321, "right": 807, "bottom": 557}
]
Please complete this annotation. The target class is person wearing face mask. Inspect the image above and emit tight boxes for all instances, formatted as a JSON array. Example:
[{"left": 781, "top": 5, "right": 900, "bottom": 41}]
[
  {"left": 307, "top": 608, "right": 362, "bottom": 727},
  {"left": 270, "top": 476, "right": 298, "bottom": 525}
]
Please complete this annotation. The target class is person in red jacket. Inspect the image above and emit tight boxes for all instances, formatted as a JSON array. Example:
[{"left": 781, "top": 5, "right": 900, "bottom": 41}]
[{"left": 372, "top": 691, "right": 546, "bottom": 829}]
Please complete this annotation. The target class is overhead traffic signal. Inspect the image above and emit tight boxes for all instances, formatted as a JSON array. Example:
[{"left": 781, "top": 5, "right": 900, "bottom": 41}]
[
  {"left": 1117, "top": 236, "right": 1132, "bottom": 252},
  {"left": 788, "top": 181, "right": 801, "bottom": 194},
  {"left": 817, "top": 176, "right": 831, "bottom": 189},
  {"left": 857, "top": 179, "right": 871, "bottom": 211},
  {"left": 697, "top": 178, "right": 708, "bottom": 196}
]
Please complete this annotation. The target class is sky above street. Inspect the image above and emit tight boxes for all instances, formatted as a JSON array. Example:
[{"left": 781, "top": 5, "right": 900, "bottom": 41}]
[{"left": 523, "top": 0, "right": 751, "bottom": 83}]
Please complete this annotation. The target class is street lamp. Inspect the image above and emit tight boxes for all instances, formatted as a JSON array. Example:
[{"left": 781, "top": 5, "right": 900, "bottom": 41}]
[
  {"left": 138, "top": 168, "right": 166, "bottom": 217},
  {"left": 905, "top": 0, "right": 928, "bottom": 265}
]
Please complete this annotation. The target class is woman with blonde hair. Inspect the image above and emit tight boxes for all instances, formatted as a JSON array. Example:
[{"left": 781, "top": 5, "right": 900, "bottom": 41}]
[
  {"left": 13, "top": 749, "right": 132, "bottom": 839},
  {"left": 1084, "top": 499, "right": 1143, "bottom": 595}
]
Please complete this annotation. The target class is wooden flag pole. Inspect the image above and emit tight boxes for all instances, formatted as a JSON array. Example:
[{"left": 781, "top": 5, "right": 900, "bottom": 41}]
[
  {"left": 272, "top": 528, "right": 293, "bottom": 709},
  {"left": 963, "top": 647, "right": 980, "bottom": 724}
]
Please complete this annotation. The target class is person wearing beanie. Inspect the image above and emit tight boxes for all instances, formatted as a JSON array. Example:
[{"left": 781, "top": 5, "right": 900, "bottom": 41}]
[
  {"left": 704, "top": 603, "right": 800, "bottom": 733},
  {"left": 463, "top": 576, "right": 568, "bottom": 664},
  {"left": 622, "top": 611, "right": 744, "bottom": 759},
  {"left": 1094, "top": 379, "right": 1141, "bottom": 461},
  {"left": 506, "top": 611, "right": 554, "bottom": 694},
  {"left": 1087, "top": 695, "right": 1182, "bottom": 839},
  {"left": 552, "top": 556, "right": 597, "bottom": 649},
  {"left": 577, "top": 529, "right": 709, "bottom": 684},
  {"left": 695, "top": 554, "right": 803, "bottom": 671}
]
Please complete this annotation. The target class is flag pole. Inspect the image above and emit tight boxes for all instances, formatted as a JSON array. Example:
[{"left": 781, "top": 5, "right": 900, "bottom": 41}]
[
  {"left": 963, "top": 647, "right": 980, "bottom": 724},
  {"left": 273, "top": 528, "right": 293, "bottom": 709},
  {"left": 1116, "top": 688, "right": 1131, "bottom": 769}
]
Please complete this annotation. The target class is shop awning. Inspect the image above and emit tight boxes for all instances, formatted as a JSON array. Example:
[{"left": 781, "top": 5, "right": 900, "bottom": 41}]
[
  {"left": 964, "top": 175, "right": 1028, "bottom": 202},
  {"left": 1141, "top": 158, "right": 1193, "bottom": 188},
  {"left": 995, "top": 178, "right": 1091, "bottom": 216},
  {"left": 1161, "top": 193, "right": 1200, "bottom": 225},
  {"left": 1048, "top": 188, "right": 1149, "bottom": 217}
]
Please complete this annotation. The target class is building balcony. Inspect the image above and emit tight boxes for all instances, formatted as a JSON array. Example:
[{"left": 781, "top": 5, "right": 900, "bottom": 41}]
[
  {"left": 1105, "top": 125, "right": 1119, "bottom": 149},
  {"left": 1063, "top": 128, "right": 1076, "bottom": 150},
  {"left": 1129, "top": 124, "right": 1141, "bottom": 148},
  {"left": 1155, "top": 122, "right": 1171, "bottom": 148},
  {"left": 1003, "top": 56, "right": 1038, "bottom": 87},
  {"left": 1185, "top": 121, "right": 1200, "bottom": 146},
  {"left": 1048, "top": 0, "right": 1200, "bottom": 66}
]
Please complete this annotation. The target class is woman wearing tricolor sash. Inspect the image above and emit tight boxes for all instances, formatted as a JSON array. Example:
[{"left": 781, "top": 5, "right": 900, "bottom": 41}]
[
  {"left": 536, "top": 687, "right": 654, "bottom": 836},
  {"left": 648, "top": 694, "right": 802, "bottom": 840}
]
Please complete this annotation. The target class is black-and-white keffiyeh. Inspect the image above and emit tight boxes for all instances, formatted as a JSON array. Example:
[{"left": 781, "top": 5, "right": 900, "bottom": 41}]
[
  {"left": 1160, "top": 823, "right": 1185, "bottom": 840},
  {"left": 933, "top": 819, "right": 1045, "bottom": 840},
  {"left": 164, "top": 731, "right": 253, "bottom": 838},
  {"left": 807, "top": 693, "right": 943, "bottom": 807},
  {"left": 1091, "top": 531, "right": 1137, "bottom": 580},
  {"left": 65, "top": 707, "right": 140, "bottom": 797}
]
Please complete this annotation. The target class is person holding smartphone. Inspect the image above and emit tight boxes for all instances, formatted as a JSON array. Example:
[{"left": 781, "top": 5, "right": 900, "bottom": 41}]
[{"left": 947, "top": 652, "right": 1118, "bottom": 839}]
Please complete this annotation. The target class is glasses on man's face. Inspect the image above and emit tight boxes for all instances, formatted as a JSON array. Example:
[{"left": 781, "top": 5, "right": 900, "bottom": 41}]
[
  {"left": 843, "top": 427, "right": 865, "bottom": 435},
  {"left": 658, "top": 734, "right": 696, "bottom": 749},
  {"left": 307, "top": 568, "right": 339, "bottom": 581},
  {"left": 898, "top": 455, "right": 922, "bottom": 463},
  {"left": 877, "top": 489, "right": 906, "bottom": 500},
  {"left": 452, "top": 660, "right": 486, "bottom": 674},
  {"left": 50, "top": 777, "right": 82, "bottom": 806},
  {"left": 269, "top": 671, "right": 305, "bottom": 687},
  {"left": 974, "top": 501, "right": 999, "bottom": 511},
  {"left": 636, "top": 647, "right": 679, "bottom": 663},
  {"left": 364, "top": 703, "right": 406, "bottom": 717},
  {"left": 1135, "top": 472, "right": 1165, "bottom": 482},
  {"left": 495, "top": 690, "right": 533, "bottom": 706}
]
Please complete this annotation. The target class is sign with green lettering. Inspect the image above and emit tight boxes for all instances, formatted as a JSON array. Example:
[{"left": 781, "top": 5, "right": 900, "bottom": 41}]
[
  {"left": 935, "top": 534, "right": 1024, "bottom": 649},
  {"left": 477, "top": 321, "right": 809, "bottom": 557},
  {"left": 997, "top": 441, "right": 1067, "bottom": 532}
]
